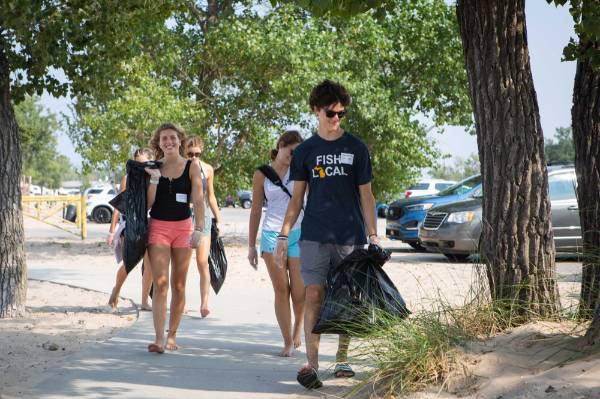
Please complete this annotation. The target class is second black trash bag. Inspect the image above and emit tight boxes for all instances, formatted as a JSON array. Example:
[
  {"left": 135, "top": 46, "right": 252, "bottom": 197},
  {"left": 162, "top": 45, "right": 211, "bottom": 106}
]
[
  {"left": 312, "top": 244, "right": 410, "bottom": 336},
  {"left": 208, "top": 219, "right": 227, "bottom": 294},
  {"left": 122, "top": 160, "right": 160, "bottom": 272}
]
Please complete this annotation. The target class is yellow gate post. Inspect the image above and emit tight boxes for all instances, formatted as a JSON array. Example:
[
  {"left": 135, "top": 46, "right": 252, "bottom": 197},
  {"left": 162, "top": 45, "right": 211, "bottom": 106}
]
[{"left": 81, "top": 195, "right": 87, "bottom": 240}]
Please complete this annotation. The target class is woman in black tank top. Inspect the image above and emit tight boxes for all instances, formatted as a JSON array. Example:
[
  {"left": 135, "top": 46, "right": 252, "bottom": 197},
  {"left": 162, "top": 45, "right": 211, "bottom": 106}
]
[{"left": 144, "top": 123, "right": 206, "bottom": 354}]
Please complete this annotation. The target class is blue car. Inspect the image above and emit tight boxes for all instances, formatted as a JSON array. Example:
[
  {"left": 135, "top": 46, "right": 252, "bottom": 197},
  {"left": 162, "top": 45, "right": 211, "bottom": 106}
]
[{"left": 386, "top": 174, "right": 482, "bottom": 249}]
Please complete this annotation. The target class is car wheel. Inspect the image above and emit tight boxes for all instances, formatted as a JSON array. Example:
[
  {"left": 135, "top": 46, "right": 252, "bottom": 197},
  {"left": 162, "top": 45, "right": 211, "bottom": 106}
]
[
  {"left": 92, "top": 206, "right": 112, "bottom": 224},
  {"left": 443, "top": 253, "right": 471, "bottom": 262},
  {"left": 408, "top": 242, "right": 427, "bottom": 252},
  {"left": 241, "top": 199, "right": 252, "bottom": 209}
]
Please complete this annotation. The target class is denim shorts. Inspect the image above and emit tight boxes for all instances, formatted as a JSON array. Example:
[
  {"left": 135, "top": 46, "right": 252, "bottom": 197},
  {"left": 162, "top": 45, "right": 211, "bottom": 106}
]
[
  {"left": 260, "top": 229, "right": 301, "bottom": 258},
  {"left": 191, "top": 208, "right": 212, "bottom": 237}
]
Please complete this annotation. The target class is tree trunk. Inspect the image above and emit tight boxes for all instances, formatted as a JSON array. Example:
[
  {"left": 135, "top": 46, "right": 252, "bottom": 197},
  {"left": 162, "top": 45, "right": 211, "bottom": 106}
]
[
  {"left": 0, "top": 43, "right": 27, "bottom": 318},
  {"left": 456, "top": 0, "right": 558, "bottom": 317},
  {"left": 572, "top": 51, "right": 600, "bottom": 319},
  {"left": 585, "top": 304, "right": 600, "bottom": 345}
]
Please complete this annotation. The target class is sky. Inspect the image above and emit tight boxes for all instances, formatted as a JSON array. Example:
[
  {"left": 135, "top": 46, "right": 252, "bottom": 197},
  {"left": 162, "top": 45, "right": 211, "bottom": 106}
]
[{"left": 42, "top": 1, "right": 576, "bottom": 169}]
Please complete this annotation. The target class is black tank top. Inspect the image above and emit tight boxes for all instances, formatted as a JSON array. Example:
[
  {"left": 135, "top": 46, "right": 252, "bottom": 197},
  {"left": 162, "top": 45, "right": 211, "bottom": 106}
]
[{"left": 150, "top": 160, "right": 192, "bottom": 221}]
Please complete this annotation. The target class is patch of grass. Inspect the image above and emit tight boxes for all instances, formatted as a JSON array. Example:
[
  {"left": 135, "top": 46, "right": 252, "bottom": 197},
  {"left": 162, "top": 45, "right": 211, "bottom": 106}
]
[
  {"left": 345, "top": 264, "right": 575, "bottom": 397},
  {"left": 350, "top": 311, "right": 469, "bottom": 395}
]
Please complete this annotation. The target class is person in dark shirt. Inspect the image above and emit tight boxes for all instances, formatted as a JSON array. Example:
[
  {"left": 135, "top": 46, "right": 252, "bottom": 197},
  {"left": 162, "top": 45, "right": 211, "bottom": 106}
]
[
  {"left": 144, "top": 123, "right": 205, "bottom": 354},
  {"left": 276, "top": 80, "right": 379, "bottom": 388},
  {"left": 106, "top": 148, "right": 154, "bottom": 311}
]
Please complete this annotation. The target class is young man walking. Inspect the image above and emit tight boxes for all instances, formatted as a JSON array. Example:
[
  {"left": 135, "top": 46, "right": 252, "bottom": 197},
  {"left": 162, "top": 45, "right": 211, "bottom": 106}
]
[{"left": 275, "top": 79, "right": 379, "bottom": 389}]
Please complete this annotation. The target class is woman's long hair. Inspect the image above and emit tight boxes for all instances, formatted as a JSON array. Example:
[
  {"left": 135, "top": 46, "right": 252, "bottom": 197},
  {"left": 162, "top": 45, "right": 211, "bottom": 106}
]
[{"left": 149, "top": 123, "right": 187, "bottom": 160}]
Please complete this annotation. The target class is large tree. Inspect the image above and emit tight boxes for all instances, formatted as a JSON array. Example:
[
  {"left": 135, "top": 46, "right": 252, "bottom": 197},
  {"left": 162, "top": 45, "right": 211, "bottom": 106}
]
[
  {"left": 455, "top": 0, "right": 558, "bottom": 317},
  {"left": 0, "top": 1, "right": 175, "bottom": 317},
  {"left": 547, "top": 0, "right": 600, "bottom": 343},
  {"left": 70, "top": 1, "right": 472, "bottom": 202}
]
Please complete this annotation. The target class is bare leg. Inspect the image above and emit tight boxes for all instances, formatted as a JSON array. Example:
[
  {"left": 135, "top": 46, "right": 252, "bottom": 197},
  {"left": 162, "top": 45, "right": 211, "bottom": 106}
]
[
  {"left": 166, "top": 246, "right": 192, "bottom": 350},
  {"left": 288, "top": 257, "right": 305, "bottom": 349},
  {"left": 109, "top": 264, "right": 127, "bottom": 309},
  {"left": 336, "top": 335, "right": 350, "bottom": 363},
  {"left": 148, "top": 244, "right": 171, "bottom": 351},
  {"left": 263, "top": 253, "right": 294, "bottom": 356},
  {"left": 195, "top": 236, "right": 211, "bottom": 317},
  {"left": 141, "top": 252, "right": 153, "bottom": 310},
  {"left": 299, "top": 284, "right": 325, "bottom": 373}
]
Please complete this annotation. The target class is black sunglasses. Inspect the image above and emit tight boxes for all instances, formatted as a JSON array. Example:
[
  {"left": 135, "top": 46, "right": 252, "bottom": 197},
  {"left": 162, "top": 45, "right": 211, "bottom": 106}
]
[
  {"left": 325, "top": 109, "right": 346, "bottom": 119},
  {"left": 187, "top": 152, "right": 202, "bottom": 158}
]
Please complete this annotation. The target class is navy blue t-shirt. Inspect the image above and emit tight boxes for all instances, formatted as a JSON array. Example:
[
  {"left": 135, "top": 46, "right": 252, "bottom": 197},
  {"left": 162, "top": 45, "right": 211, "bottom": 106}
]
[{"left": 290, "top": 132, "right": 372, "bottom": 245}]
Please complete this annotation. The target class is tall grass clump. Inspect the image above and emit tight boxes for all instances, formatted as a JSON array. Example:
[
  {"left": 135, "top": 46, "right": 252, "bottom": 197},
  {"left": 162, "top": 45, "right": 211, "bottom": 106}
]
[
  {"left": 345, "top": 261, "right": 572, "bottom": 396},
  {"left": 349, "top": 309, "right": 471, "bottom": 395}
]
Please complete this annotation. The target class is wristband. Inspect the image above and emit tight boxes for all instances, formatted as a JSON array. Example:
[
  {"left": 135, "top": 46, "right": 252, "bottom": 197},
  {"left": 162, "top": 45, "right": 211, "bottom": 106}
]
[
  {"left": 277, "top": 235, "right": 288, "bottom": 240},
  {"left": 149, "top": 177, "right": 160, "bottom": 185},
  {"left": 194, "top": 227, "right": 204, "bottom": 232}
]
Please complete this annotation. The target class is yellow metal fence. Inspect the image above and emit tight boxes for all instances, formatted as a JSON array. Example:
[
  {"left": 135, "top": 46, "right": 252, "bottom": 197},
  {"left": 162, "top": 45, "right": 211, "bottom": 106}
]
[{"left": 22, "top": 195, "right": 87, "bottom": 239}]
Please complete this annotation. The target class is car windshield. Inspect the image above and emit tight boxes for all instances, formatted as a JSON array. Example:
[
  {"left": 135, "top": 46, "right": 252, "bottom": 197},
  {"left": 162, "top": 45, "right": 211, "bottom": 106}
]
[
  {"left": 437, "top": 175, "right": 482, "bottom": 196},
  {"left": 408, "top": 182, "right": 429, "bottom": 190}
]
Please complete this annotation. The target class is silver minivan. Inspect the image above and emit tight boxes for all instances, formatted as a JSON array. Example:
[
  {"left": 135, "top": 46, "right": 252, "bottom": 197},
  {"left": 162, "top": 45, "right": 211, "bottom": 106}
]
[{"left": 418, "top": 166, "right": 581, "bottom": 260}]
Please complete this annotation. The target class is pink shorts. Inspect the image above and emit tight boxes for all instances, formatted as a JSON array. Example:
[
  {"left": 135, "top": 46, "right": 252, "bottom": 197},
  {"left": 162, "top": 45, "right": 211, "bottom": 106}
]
[{"left": 148, "top": 218, "right": 193, "bottom": 248}]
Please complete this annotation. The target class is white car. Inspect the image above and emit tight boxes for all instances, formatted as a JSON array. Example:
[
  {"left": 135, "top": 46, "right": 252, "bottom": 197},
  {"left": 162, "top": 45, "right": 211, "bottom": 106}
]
[
  {"left": 404, "top": 179, "right": 456, "bottom": 199},
  {"left": 29, "top": 185, "right": 42, "bottom": 195},
  {"left": 85, "top": 186, "right": 117, "bottom": 224}
]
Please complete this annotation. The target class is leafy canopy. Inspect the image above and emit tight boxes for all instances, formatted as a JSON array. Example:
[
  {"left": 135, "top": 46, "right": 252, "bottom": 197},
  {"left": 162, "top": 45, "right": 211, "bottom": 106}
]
[
  {"left": 547, "top": 1, "right": 600, "bottom": 67},
  {"left": 0, "top": 1, "right": 178, "bottom": 102},
  {"left": 70, "top": 1, "right": 471, "bottom": 201}
]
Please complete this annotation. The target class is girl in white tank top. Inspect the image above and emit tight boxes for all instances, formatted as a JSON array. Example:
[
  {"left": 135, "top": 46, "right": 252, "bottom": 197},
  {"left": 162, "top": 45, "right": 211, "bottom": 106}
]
[{"left": 247, "top": 130, "right": 305, "bottom": 357}]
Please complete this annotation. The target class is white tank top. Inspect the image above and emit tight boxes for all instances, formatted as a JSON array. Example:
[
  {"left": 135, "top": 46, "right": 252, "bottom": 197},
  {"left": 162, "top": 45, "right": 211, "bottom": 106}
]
[{"left": 262, "top": 167, "right": 302, "bottom": 232}]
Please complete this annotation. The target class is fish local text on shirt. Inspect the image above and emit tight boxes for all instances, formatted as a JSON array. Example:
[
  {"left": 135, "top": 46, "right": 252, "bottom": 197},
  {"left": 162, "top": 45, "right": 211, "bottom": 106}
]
[{"left": 313, "top": 154, "right": 349, "bottom": 178}]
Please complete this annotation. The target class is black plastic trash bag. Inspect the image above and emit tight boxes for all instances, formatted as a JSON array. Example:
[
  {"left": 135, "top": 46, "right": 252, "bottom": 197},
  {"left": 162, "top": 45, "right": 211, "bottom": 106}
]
[
  {"left": 109, "top": 191, "right": 125, "bottom": 214},
  {"left": 313, "top": 244, "right": 410, "bottom": 336},
  {"left": 122, "top": 160, "right": 161, "bottom": 273},
  {"left": 208, "top": 219, "right": 227, "bottom": 294}
]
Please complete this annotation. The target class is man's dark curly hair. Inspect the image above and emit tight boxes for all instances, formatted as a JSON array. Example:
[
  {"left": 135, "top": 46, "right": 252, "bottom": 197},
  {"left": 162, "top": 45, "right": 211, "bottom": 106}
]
[{"left": 309, "top": 79, "right": 352, "bottom": 111}]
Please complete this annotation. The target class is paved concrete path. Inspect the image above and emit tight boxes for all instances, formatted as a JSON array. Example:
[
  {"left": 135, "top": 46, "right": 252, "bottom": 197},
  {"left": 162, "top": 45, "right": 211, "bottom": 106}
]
[{"left": 22, "top": 216, "right": 361, "bottom": 398}]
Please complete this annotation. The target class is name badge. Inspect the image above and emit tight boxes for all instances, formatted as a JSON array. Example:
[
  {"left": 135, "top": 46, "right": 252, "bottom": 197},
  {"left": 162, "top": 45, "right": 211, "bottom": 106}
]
[
  {"left": 340, "top": 153, "right": 354, "bottom": 165},
  {"left": 175, "top": 193, "right": 188, "bottom": 203}
]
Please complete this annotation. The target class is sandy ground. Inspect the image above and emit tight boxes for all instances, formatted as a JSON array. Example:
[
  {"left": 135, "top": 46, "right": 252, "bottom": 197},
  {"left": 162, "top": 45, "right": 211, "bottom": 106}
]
[
  {"left": 2, "top": 215, "right": 598, "bottom": 398},
  {"left": 0, "top": 280, "right": 137, "bottom": 398}
]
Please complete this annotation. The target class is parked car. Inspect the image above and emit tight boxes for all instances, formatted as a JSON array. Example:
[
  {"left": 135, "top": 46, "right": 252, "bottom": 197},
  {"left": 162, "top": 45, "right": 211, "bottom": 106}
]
[
  {"left": 404, "top": 179, "right": 456, "bottom": 198},
  {"left": 29, "top": 185, "right": 42, "bottom": 195},
  {"left": 386, "top": 174, "right": 482, "bottom": 249},
  {"left": 238, "top": 190, "right": 253, "bottom": 209},
  {"left": 418, "top": 166, "right": 581, "bottom": 260},
  {"left": 85, "top": 186, "right": 117, "bottom": 223}
]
